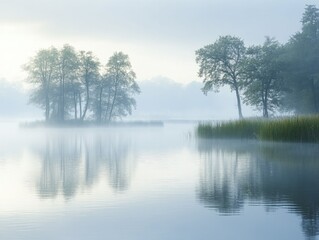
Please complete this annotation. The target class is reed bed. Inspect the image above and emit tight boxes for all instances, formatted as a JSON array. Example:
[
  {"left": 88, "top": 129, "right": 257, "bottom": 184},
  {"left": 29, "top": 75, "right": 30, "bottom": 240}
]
[{"left": 197, "top": 116, "right": 319, "bottom": 143}]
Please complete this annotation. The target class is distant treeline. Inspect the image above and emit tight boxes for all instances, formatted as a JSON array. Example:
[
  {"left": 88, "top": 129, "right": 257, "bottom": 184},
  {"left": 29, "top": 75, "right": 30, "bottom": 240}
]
[
  {"left": 196, "top": 5, "right": 319, "bottom": 118},
  {"left": 24, "top": 48, "right": 140, "bottom": 123}
]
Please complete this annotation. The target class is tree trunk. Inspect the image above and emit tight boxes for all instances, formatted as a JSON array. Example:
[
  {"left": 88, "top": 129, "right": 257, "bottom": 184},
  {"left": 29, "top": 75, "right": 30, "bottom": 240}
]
[
  {"left": 311, "top": 78, "right": 319, "bottom": 113},
  {"left": 104, "top": 86, "right": 112, "bottom": 122},
  {"left": 108, "top": 87, "right": 118, "bottom": 122},
  {"left": 58, "top": 77, "right": 63, "bottom": 122},
  {"left": 79, "top": 93, "right": 82, "bottom": 119},
  {"left": 98, "top": 87, "right": 103, "bottom": 123},
  {"left": 74, "top": 92, "right": 77, "bottom": 120},
  {"left": 81, "top": 82, "right": 89, "bottom": 121},
  {"left": 234, "top": 86, "right": 243, "bottom": 119},
  {"left": 45, "top": 92, "right": 50, "bottom": 122},
  {"left": 62, "top": 76, "right": 65, "bottom": 122},
  {"left": 263, "top": 88, "right": 269, "bottom": 118},
  {"left": 108, "top": 73, "right": 119, "bottom": 122},
  {"left": 263, "top": 100, "right": 269, "bottom": 118}
]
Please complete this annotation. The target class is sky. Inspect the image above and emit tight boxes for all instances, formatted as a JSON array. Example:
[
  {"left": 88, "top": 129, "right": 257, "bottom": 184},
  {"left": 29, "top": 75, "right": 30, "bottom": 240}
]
[{"left": 0, "top": 0, "right": 318, "bottom": 85}]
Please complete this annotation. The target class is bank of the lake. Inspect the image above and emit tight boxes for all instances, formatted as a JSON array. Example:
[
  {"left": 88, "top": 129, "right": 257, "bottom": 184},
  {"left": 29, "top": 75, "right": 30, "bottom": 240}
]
[
  {"left": 197, "top": 116, "right": 319, "bottom": 143},
  {"left": 20, "top": 120, "right": 164, "bottom": 128}
]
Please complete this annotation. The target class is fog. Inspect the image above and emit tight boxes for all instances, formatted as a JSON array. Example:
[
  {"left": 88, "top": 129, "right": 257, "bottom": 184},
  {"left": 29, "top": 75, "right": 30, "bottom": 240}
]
[
  {"left": 0, "top": 77, "right": 257, "bottom": 121},
  {"left": 0, "top": 79, "right": 40, "bottom": 120},
  {"left": 0, "top": 0, "right": 317, "bottom": 120},
  {"left": 133, "top": 77, "right": 256, "bottom": 120},
  {"left": 0, "top": 1, "right": 319, "bottom": 239}
]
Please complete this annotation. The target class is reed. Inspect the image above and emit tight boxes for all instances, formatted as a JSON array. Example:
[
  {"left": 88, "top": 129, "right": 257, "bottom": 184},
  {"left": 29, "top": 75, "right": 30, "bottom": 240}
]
[{"left": 197, "top": 116, "right": 319, "bottom": 143}]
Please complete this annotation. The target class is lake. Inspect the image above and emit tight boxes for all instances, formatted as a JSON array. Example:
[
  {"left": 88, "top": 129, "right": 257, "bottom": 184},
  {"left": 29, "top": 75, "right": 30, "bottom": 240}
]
[{"left": 0, "top": 122, "right": 318, "bottom": 240}]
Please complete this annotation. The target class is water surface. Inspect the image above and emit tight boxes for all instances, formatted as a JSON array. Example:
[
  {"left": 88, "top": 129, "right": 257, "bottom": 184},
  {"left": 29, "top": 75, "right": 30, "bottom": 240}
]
[{"left": 0, "top": 122, "right": 318, "bottom": 240}]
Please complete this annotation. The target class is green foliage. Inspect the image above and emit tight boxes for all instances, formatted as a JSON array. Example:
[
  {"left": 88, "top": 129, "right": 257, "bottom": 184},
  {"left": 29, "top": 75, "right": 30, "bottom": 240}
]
[
  {"left": 24, "top": 46, "right": 139, "bottom": 123},
  {"left": 93, "top": 52, "right": 140, "bottom": 122},
  {"left": 196, "top": 35, "right": 246, "bottom": 118},
  {"left": 24, "top": 47, "right": 59, "bottom": 121},
  {"left": 196, "top": 5, "right": 319, "bottom": 117},
  {"left": 78, "top": 50, "right": 100, "bottom": 120},
  {"left": 197, "top": 116, "right": 319, "bottom": 143},
  {"left": 282, "top": 5, "right": 319, "bottom": 114},
  {"left": 57, "top": 45, "right": 80, "bottom": 121},
  {"left": 243, "top": 37, "right": 284, "bottom": 117}
]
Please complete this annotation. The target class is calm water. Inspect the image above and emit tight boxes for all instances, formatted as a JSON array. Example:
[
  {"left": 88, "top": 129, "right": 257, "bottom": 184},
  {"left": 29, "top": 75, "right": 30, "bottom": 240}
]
[{"left": 0, "top": 122, "right": 318, "bottom": 240}]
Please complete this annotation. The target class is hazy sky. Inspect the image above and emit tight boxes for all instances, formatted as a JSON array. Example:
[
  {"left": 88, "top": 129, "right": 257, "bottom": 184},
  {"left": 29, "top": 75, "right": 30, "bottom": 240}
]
[{"left": 0, "top": 0, "right": 318, "bottom": 85}]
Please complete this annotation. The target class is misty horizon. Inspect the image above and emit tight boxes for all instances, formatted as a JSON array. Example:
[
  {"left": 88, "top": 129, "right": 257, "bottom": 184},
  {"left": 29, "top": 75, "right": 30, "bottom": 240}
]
[{"left": 0, "top": 76, "right": 257, "bottom": 121}]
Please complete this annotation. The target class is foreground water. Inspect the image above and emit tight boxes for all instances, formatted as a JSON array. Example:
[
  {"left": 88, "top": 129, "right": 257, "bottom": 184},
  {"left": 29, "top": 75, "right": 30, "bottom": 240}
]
[{"left": 0, "top": 122, "right": 318, "bottom": 240}]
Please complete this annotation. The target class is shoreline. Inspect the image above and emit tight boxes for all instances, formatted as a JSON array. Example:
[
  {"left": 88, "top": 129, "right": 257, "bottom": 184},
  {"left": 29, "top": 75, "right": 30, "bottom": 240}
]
[{"left": 20, "top": 120, "right": 164, "bottom": 128}]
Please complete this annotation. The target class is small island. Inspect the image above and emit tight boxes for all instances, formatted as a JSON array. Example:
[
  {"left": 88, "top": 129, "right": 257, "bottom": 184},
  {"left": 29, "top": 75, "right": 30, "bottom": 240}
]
[{"left": 24, "top": 48, "right": 140, "bottom": 125}]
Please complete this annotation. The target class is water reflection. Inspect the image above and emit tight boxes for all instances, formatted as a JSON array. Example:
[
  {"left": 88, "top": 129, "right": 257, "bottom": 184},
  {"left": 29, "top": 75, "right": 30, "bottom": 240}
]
[
  {"left": 35, "top": 130, "right": 136, "bottom": 199},
  {"left": 197, "top": 139, "right": 319, "bottom": 239}
]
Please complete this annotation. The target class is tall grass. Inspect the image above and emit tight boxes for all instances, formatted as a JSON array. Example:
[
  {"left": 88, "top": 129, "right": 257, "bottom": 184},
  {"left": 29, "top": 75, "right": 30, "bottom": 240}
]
[
  {"left": 197, "top": 120, "right": 263, "bottom": 139},
  {"left": 197, "top": 116, "right": 319, "bottom": 143},
  {"left": 259, "top": 116, "right": 319, "bottom": 142}
]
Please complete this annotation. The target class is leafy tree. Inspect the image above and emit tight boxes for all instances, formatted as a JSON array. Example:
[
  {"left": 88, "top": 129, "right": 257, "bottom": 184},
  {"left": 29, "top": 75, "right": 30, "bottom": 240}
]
[
  {"left": 24, "top": 47, "right": 59, "bottom": 121},
  {"left": 243, "top": 37, "right": 283, "bottom": 117},
  {"left": 78, "top": 51, "right": 100, "bottom": 121},
  {"left": 196, "top": 36, "right": 246, "bottom": 119},
  {"left": 103, "top": 52, "right": 140, "bottom": 122},
  {"left": 92, "top": 73, "right": 111, "bottom": 123},
  {"left": 283, "top": 5, "right": 319, "bottom": 114},
  {"left": 25, "top": 46, "right": 140, "bottom": 123},
  {"left": 57, "top": 45, "right": 79, "bottom": 122}
]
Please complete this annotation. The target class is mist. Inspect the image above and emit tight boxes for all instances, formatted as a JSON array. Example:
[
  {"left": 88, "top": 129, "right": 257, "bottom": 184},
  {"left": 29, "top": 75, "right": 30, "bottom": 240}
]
[
  {"left": 0, "top": 77, "right": 257, "bottom": 122},
  {"left": 1, "top": 1, "right": 319, "bottom": 240}
]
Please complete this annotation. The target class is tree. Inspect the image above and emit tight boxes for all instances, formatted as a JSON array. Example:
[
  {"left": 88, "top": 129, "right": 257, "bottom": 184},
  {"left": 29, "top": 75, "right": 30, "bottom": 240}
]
[
  {"left": 24, "top": 47, "right": 59, "bottom": 121},
  {"left": 196, "top": 36, "right": 246, "bottom": 119},
  {"left": 243, "top": 37, "right": 283, "bottom": 117},
  {"left": 92, "top": 73, "right": 111, "bottom": 123},
  {"left": 25, "top": 46, "right": 140, "bottom": 123},
  {"left": 78, "top": 51, "right": 100, "bottom": 121},
  {"left": 283, "top": 5, "right": 319, "bottom": 114},
  {"left": 103, "top": 52, "right": 140, "bottom": 122},
  {"left": 57, "top": 45, "right": 79, "bottom": 122}
]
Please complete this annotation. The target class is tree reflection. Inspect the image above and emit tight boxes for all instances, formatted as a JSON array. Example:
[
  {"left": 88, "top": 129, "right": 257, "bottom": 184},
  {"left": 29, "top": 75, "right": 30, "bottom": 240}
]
[
  {"left": 35, "top": 130, "right": 136, "bottom": 199},
  {"left": 37, "top": 135, "right": 81, "bottom": 199},
  {"left": 92, "top": 134, "right": 135, "bottom": 192},
  {"left": 197, "top": 139, "right": 319, "bottom": 239},
  {"left": 198, "top": 151, "right": 245, "bottom": 214}
]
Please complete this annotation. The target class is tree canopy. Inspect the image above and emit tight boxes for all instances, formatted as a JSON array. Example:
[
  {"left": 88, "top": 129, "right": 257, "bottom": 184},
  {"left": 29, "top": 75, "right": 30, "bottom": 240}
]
[
  {"left": 282, "top": 5, "right": 319, "bottom": 114},
  {"left": 24, "top": 46, "right": 140, "bottom": 123},
  {"left": 243, "top": 37, "right": 284, "bottom": 117},
  {"left": 196, "top": 36, "right": 246, "bottom": 119},
  {"left": 196, "top": 5, "right": 319, "bottom": 118},
  {"left": 94, "top": 52, "right": 140, "bottom": 122}
]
